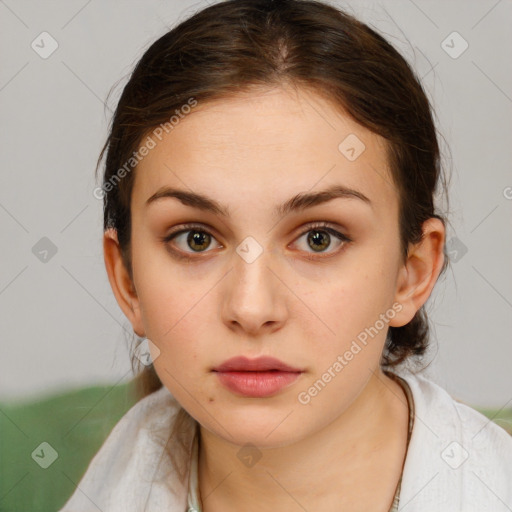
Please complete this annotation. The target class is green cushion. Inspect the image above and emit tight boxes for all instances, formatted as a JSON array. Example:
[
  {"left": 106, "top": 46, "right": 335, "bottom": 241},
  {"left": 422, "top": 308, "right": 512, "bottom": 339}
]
[
  {"left": 0, "top": 381, "right": 138, "bottom": 512},
  {"left": 1, "top": 382, "right": 510, "bottom": 511}
]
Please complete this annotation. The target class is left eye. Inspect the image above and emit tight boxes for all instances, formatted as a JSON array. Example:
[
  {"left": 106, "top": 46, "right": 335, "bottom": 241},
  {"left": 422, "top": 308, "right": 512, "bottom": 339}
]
[{"left": 293, "top": 225, "right": 351, "bottom": 255}]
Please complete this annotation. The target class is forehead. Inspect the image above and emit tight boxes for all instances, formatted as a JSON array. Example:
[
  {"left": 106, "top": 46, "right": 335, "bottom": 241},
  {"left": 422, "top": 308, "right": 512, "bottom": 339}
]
[{"left": 131, "top": 86, "right": 399, "bottom": 218}]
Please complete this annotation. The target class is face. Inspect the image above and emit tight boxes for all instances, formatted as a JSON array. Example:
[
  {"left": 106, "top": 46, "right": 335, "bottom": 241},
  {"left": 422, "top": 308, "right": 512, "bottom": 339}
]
[{"left": 118, "top": 86, "right": 418, "bottom": 447}]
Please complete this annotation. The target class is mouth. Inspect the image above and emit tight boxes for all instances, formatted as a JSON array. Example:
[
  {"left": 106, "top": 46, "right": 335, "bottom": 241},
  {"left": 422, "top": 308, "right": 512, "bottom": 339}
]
[
  {"left": 212, "top": 355, "right": 303, "bottom": 373},
  {"left": 212, "top": 356, "right": 304, "bottom": 398}
]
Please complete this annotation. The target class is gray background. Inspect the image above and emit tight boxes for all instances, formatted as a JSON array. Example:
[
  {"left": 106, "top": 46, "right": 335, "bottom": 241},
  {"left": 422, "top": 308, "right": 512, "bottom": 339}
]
[{"left": 0, "top": 0, "right": 511, "bottom": 408}]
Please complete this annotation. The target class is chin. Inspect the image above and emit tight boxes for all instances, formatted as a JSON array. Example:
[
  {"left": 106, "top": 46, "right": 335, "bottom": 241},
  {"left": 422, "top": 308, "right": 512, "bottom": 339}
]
[{"left": 201, "top": 413, "right": 308, "bottom": 449}]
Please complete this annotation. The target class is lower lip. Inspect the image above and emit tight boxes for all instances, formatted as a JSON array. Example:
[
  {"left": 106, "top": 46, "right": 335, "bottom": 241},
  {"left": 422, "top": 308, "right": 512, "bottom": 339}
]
[{"left": 214, "top": 371, "right": 302, "bottom": 398}]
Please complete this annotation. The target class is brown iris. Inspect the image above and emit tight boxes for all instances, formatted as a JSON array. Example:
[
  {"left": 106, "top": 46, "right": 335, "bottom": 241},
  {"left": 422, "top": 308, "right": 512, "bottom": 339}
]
[
  {"left": 187, "top": 230, "right": 211, "bottom": 252},
  {"left": 307, "top": 230, "right": 331, "bottom": 252}
]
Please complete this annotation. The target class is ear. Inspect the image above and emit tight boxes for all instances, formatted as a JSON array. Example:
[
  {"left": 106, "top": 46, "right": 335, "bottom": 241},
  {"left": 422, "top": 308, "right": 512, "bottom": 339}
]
[
  {"left": 103, "top": 228, "right": 145, "bottom": 337},
  {"left": 389, "top": 217, "right": 445, "bottom": 327}
]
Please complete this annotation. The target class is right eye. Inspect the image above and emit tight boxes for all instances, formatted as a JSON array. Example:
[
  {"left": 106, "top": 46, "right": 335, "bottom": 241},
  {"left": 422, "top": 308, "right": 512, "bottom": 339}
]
[{"left": 162, "top": 224, "right": 223, "bottom": 256}]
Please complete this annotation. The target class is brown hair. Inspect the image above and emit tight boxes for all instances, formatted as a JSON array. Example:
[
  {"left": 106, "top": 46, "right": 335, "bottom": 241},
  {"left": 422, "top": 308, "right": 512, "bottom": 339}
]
[{"left": 97, "top": 0, "right": 450, "bottom": 482}]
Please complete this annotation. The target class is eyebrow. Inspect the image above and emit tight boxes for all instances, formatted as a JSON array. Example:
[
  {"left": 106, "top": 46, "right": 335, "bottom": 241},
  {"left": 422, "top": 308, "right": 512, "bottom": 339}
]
[{"left": 145, "top": 184, "right": 372, "bottom": 218}]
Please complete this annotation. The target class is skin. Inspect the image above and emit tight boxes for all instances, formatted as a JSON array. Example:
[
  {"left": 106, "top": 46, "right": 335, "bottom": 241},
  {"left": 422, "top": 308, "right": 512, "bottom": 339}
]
[{"left": 104, "top": 85, "right": 445, "bottom": 511}]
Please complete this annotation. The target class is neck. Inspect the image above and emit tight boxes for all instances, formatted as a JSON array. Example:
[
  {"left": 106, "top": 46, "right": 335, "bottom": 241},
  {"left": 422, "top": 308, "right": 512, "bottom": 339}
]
[{"left": 198, "top": 368, "right": 409, "bottom": 512}]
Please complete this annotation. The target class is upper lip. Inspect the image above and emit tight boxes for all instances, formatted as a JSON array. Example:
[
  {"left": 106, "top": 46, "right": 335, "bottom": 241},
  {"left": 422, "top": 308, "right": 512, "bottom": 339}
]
[{"left": 212, "top": 356, "right": 303, "bottom": 373}]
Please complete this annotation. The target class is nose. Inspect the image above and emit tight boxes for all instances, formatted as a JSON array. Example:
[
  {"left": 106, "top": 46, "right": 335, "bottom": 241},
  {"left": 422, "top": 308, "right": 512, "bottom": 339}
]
[{"left": 221, "top": 244, "right": 288, "bottom": 337}]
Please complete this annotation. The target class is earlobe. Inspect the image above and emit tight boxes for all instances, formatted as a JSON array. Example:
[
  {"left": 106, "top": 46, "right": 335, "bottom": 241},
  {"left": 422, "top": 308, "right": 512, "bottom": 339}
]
[
  {"left": 389, "top": 218, "right": 445, "bottom": 328},
  {"left": 103, "top": 228, "right": 145, "bottom": 337}
]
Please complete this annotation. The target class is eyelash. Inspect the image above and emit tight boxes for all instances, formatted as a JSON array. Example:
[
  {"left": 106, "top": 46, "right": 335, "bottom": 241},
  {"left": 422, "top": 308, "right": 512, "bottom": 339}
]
[{"left": 161, "top": 222, "right": 352, "bottom": 261}]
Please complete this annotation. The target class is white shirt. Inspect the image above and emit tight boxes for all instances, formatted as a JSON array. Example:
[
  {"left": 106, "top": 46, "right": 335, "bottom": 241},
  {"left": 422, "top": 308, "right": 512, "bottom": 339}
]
[{"left": 58, "top": 370, "right": 512, "bottom": 511}]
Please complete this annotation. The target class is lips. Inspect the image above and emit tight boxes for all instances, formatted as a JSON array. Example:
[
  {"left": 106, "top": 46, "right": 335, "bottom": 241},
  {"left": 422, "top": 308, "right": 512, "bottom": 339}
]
[
  {"left": 212, "top": 356, "right": 304, "bottom": 398},
  {"left": 212, "top": 356, "right": 303, "bottom": 373}
]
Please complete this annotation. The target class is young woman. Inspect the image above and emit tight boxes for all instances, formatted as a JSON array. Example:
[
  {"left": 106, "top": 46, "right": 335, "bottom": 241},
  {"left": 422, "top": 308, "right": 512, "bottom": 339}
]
[{"left": 60, "top": 0, "right": 512, "bottom": 510}]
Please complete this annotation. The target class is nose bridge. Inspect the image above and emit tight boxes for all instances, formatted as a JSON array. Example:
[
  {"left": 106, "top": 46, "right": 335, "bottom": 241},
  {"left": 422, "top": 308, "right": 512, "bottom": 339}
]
[
  {"left": 222, "top": 234, "right": 286, "bottom": 333},
  {"left": 232, "top": 234, "right": 276, "bottom": 298}
]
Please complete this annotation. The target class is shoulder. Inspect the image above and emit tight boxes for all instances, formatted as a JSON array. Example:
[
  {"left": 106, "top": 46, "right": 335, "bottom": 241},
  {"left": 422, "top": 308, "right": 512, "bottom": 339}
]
[
  {"left": 395, "top": 370, "right": 512, "bottom": 511},
  {"left": 405, "top": 371, "right": 512, "bottom": 456},
  {"left": 58, "top": 385, "right": 191, "bottom": 511}
]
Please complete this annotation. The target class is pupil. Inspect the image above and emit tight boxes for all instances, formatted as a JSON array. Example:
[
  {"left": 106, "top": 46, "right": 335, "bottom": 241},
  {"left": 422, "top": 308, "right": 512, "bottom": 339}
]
[
  {"left": 308, "top": 230, "right": 330, "bottom": 251},
  {"left": 188, "top": 230, "right": 210, "bottom": 251}
]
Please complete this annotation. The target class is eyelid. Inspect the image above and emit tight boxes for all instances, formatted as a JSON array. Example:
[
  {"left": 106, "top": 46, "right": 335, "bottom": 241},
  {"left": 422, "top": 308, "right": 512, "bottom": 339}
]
[
  {"left": 295, "top": 221, "right": 350, "bottom": 239},
  {"left": 162, "top": 222, "right": 220, "bottom": 241}
]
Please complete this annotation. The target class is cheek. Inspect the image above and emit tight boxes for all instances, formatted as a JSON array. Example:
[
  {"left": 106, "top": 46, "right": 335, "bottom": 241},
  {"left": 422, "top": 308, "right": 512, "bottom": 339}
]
[
  {"left": 133, "top": 241, "right": 206, "bottom": 330},
  {"left": 148, "top": 313, "right": 208, "bottom": 411},
  {"left": 315, "top": 266, "right": 393, "bottom": 336},
  {"left": 139, "top": 289, "right": 204, "bottom": 366},
  {"left": 295, "top": 278, "right": 393, "bottom": 416},
  {"left": 133, "top": 280, "right": 207, "bottom": 386},
  {"left": 299, "top": 257, "right": 398, "bottom": 379}
]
